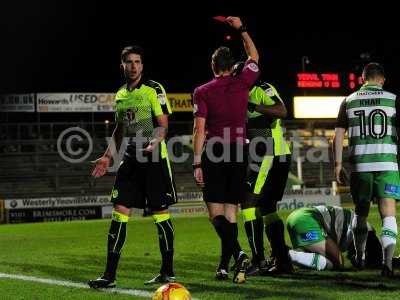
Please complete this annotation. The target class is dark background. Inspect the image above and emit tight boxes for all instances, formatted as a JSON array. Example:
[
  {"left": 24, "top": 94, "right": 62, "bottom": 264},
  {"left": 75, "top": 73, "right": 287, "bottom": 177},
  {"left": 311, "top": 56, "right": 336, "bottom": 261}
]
[{"left": 1, "top": 2, "right": 399, "bottom": 104}]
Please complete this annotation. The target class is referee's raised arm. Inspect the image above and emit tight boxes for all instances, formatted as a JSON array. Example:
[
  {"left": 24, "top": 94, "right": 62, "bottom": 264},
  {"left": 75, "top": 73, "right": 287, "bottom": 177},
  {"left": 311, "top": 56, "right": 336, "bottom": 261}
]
[
  {"left": 191, "top": 16, "right": 260, "bottom": 284},
  {"left": 226, "top": 16, "right": 259, "bottom": 63}
]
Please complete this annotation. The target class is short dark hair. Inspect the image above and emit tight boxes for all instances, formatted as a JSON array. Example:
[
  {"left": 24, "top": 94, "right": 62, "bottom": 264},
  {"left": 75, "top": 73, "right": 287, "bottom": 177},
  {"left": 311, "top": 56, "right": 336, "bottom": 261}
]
[
  {"left": 212, "top": 47, "right": 235, "bottom": 74},
  {"left": 232, "top": 61, "right": 245, "bottom": 77},
  {"left": 362, "top": 62, "right": 385, "bottom": 81},
  {"left": 121, "top": 45, "right": 144, "bottom": 63}
]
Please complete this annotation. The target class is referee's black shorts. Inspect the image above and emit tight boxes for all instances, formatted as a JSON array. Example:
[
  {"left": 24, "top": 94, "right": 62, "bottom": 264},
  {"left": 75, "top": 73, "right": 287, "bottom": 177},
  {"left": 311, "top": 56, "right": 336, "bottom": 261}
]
[
  {"left": 201, "top": 142, "right": 247, "bottom": 205},
  {"left": 110, "top": 151, "right": 177, "bottom": 211}
]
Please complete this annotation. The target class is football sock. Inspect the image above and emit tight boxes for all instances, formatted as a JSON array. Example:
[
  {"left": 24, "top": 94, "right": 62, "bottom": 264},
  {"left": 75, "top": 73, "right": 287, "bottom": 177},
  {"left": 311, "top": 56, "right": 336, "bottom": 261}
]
[
  {"left": 265, "top": 212, "right": 289, "bottom": 263},
  {"left": 153, "top": 213, "right": 175, "bottom": 276},
  {"left": 352, "top": 215, "right": 368, "bottom": 262},
  {"left": 212, "top": 215, "right": 232, "bottom": 270},
  {"left": 230, "top": 222, "right": 243, "bottom": 261},
  {"left": 381, "top": 216, "right": 397, "bottom": 270},
  {"left": 242, "top": 207, "right": 265, "bottom": 264},
  {"left": 104, "top": 210, "right": 129, "bottom": 280},
  {"left": 289, "top": 250, "right": 333, "bottom": 271}
]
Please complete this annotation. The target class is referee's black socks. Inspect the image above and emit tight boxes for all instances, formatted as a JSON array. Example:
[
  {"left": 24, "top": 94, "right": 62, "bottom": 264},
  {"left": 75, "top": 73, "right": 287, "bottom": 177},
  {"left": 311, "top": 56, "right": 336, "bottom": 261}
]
[
  {"left": 104, "top": 210, "right": 129, "bottom": 280},
  {"left": 212, "top": 215, "right": 232, "bottom": 270},
  {"left": 212, "top": 215, "right": 243, "bottom": 269},
  {"left": 230, "top": 221, "right": 244, "bottom": 262},
  {"left": 153, "top": 213, "right": 175, "bottom": 276}
]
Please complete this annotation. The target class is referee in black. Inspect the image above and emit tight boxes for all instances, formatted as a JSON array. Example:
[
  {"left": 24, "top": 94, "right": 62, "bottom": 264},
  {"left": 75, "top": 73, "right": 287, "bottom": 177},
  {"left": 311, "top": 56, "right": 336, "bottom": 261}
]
[{"left": 192, "top": 16, "right": 260, "bottom": 283}]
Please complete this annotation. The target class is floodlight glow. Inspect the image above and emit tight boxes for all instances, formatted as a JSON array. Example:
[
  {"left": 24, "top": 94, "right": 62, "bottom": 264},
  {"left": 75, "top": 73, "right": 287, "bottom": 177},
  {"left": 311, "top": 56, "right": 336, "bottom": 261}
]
[{"left": 293, "top": 96, "right": 345, "bottom": 119}]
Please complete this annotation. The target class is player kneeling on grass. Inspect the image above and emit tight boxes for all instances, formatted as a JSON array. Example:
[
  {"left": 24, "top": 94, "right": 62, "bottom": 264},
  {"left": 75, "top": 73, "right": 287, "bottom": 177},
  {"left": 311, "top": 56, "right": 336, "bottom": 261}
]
[
  {"left": 286, "top": 205, "right": 393, "bottom": 271},
  {"left": 88, "top": 45, "right": 177, "bottom": 289}
]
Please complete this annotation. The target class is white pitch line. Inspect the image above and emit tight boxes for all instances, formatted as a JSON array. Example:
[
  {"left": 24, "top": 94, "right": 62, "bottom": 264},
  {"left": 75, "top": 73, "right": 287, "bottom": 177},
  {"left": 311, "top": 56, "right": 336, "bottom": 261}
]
[{"left": 0, "top": 272, "right": 153, "bottom": 298}]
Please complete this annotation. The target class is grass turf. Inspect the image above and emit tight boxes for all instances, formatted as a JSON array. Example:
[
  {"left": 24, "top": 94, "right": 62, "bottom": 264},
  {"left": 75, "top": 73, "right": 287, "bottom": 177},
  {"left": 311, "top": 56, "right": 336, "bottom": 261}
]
[{"left": 0, "top": 206, "right": 399, "bottom": 299}]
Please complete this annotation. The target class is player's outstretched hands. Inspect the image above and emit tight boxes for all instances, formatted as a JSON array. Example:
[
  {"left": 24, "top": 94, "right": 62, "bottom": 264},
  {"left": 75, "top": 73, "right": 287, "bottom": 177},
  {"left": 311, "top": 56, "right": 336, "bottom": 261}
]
[
  {"left": 226, "top": 16, "right": 243, "bottom": 30},
  {"left": 91, "top": 156, "right": 111, "bottom": 178}
]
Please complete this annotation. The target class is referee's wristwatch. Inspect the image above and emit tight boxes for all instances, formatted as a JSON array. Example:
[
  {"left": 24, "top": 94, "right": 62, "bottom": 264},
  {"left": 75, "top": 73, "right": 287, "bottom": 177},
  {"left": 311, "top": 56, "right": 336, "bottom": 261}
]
[{"left": 238, "top": 25, "right": 247, "bottom": 33}]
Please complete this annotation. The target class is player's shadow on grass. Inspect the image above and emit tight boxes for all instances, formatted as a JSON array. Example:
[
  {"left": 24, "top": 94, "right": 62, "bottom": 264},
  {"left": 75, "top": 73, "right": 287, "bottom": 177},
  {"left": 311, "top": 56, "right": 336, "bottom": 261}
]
[
  {"left": 53, "top": 253, "right": 218, "bottom": 284},
  {"left": 59, "top": 253, "right": 217, "bottom": 273},
  {"left": 286, "top": 270, "right": 400, "bottom": 290},
  {"left": 185, "top": 281, "right": 327, "bottom": 300}
]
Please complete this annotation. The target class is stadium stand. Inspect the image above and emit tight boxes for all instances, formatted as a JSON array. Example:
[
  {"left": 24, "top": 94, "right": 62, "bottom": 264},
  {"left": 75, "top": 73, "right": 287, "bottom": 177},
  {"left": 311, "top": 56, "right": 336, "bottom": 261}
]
[{"left": 0, "top": 119, "right": 351, "bottom": 199}]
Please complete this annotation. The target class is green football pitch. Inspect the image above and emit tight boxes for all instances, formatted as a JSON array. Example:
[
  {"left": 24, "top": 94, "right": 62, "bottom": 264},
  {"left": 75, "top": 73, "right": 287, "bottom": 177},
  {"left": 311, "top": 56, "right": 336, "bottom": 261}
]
[{"left": 0, "top": 206, "right": 399, "bottom": 300}]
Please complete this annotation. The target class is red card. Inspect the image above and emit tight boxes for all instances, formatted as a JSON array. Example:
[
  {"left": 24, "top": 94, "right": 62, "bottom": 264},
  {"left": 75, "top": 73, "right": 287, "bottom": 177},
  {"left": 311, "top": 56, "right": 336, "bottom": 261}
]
[{"left": 213, "top": 16, "right": 227, "bottom": 23}]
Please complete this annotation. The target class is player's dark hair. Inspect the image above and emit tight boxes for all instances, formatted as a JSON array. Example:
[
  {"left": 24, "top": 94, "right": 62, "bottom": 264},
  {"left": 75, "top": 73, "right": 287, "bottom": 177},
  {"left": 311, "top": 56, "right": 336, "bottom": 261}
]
[
  {"left": 212, "top": 47, "right": 235, "bottom": 74},
  {"left": 363, "top": 62, "right": 385, "bottom": 81},
  {"left": 121, "top": 45, "right": 144, "bottom": 63}
]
